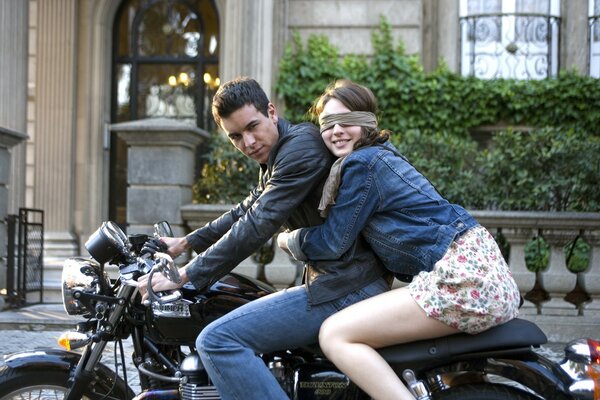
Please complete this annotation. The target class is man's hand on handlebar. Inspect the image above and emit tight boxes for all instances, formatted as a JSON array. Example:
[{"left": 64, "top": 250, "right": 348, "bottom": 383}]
[
  {"left": 160, "top": 236, "right": 190, "bottom": 259},
  {"left": 136, "top": 262, "right": 189, "bottom": 303}
]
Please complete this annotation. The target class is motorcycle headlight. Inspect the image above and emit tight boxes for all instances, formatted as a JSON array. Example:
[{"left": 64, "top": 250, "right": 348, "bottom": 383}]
[
  {"left": 61, "top": 257, "right": 109, "bottom": 315},
  {"left": 85, "top": 221, "right": 129, "bottom": 264}
]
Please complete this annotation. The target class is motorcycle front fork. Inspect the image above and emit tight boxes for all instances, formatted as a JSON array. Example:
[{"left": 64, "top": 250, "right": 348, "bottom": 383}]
[{"left": 65, "top": 341, "right": 109, "bottom": 400}]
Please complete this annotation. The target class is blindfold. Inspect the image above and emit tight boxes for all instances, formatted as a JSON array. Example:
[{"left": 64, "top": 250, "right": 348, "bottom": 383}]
[{"left": 319, "top": 111, "right": 377, "bottom": 134}]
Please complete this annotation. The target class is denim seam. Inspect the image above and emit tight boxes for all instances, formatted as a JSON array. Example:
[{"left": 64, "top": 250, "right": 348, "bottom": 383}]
[{"left": 340, "top": 164, "right": 372, "bottom": 251}]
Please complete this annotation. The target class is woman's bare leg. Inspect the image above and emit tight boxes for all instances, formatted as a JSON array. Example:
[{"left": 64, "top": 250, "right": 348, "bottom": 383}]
[{"left": 319, "top": 287, "right": 460, "bottom": 400}]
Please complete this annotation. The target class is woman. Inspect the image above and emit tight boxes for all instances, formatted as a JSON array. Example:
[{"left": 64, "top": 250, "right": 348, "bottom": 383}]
[{"left": 277, "top": 80, "right": 520, "bottom": 400}]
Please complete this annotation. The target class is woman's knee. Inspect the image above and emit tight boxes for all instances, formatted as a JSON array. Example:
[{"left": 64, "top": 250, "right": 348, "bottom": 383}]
[{"left": 318, "top": 315, "right": 345, "bottom": 356}]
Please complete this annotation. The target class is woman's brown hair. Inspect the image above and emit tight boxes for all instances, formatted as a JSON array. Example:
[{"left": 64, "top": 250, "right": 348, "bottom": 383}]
[{"left": 310, "top": 79, "right": 391, "bottom": 149}]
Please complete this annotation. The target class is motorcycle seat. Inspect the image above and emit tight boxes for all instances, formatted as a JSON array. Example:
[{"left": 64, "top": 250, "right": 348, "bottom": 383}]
[{"left": 377, "top": 318, "right": 548, "bottom": 364}]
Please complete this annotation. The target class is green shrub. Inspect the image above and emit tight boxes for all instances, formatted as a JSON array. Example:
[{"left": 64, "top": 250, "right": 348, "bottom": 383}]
[
  {"left": 524, "top": 236, "right": 550, "bottom": 273},
  {"left": 479, "top": 128, "right": 600, "bottom": 211},
  {"left": 193, "top": 132, "right": 256, "bottom": 204}
]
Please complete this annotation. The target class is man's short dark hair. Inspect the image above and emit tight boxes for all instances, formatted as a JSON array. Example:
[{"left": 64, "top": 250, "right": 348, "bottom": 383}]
[{"left": 212, "top": 77, "right": 270, "bottom": 128}]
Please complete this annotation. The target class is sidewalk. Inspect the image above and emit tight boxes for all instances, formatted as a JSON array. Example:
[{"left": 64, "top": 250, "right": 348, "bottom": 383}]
[{"left": 0, "top": 303, "right": 82, "bottom": 331}]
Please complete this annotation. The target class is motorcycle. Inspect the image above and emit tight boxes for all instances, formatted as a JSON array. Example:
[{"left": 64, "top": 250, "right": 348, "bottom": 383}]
[{"left": 1, "top": 220, "right": 599, "bottom": 400}]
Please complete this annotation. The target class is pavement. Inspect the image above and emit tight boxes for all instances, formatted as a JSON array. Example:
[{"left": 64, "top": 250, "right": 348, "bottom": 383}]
[
  {"left": 0, "top": 303, "right": 80, "bottom": 331},
  {"left": 0, "top": 303, "right": 140, "bottom": 392}
]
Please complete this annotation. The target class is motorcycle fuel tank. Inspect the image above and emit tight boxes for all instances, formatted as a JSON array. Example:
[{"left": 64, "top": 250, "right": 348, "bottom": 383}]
[{"left": 146, "top": 272, "right": 277, "bottom": 345}]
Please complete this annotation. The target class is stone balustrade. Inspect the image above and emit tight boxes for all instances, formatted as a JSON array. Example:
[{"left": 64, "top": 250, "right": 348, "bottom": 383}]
[{"left": 181, "top": 204, "right": 600, "bottom": 342}]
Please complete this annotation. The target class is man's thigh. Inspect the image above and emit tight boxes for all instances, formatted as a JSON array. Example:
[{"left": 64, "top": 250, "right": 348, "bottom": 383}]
[{"left": 200, "top": 285, "right": 336, "bottom": 354}]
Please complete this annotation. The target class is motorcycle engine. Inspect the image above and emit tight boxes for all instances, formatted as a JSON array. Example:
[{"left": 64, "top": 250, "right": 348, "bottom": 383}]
[{"left": 179, "top": 354, "right": 220, "bottom": 400}]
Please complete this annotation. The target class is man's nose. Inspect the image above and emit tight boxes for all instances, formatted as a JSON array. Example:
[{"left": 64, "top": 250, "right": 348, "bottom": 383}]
[{"left": 243, "top": 132, "right": 256, "bottom": 147}]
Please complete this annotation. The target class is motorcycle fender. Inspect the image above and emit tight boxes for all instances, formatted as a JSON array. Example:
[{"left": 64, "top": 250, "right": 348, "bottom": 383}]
[
  {"left": 4, "top": 348, "right": 134, "bottom": 397},
  {"left": 431, "top": 353, "right": 573, "bottom": 400},
  {"left": 4, "top": 348, "right": 81, "bottom": 370}
]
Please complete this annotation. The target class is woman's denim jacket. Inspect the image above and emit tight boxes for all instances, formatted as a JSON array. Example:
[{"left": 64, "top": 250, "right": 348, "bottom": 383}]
[{"left": 288, "top": 141, "right": 479, "bottom": 282}]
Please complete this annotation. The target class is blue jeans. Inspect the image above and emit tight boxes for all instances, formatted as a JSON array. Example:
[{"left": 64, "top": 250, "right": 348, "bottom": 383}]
[{"left": 196, "top": 277, "right": 389, "bottom": 400}]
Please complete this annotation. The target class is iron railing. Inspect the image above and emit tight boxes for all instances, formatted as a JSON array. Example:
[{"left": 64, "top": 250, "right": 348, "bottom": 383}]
[
  {"left": 460, "top": 13, "right": 561, "bottom": 79},
  {"left": 6, "top": 208, "right": 44, "bottom": 307}
]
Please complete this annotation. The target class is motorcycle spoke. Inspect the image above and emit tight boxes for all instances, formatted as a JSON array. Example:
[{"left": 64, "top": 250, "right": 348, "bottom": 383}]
[{"left": 3, "top": 386, "right": 67, "bottom": 400}]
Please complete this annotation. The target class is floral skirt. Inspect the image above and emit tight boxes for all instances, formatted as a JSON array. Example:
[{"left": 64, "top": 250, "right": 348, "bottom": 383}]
[{"left": 408, "top": 226, "right": 520, "bottom": 334}]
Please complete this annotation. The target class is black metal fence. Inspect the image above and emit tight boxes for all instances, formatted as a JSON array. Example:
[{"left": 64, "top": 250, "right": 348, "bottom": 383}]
[
  {"left": 460, "top": 12, "right": 561, "bottom": 79},
  {"left": 6, "top": 208, "right": 44, "bottom": 308}
]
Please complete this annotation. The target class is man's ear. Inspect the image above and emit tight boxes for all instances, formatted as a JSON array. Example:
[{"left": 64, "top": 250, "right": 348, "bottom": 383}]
[{"left": 268, "top": 103, "right": 278, "bottom": 125}]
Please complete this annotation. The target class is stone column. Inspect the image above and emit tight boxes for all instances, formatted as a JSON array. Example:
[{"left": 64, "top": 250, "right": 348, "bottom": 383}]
[
  {"left": 541, "top": 229, "right": 580, "bottom": 315},
  {"left": 561, "top": 0, "right": 588, "bottom": 74},
  {"left": 0, "top": 0, "right": 29, "bottom": 308},
  {"left": 32, "top": 0, "right": 79, "bottom": 258},
  {"left": 219, "top": 0, "right": 275, "bottom": 96},
  {"left": 112, "top": 118, "right": 209, "bottom": 237},
  {"left": 436, "top": 0, "right": 460, "bottom": 73},
  {"left": 0, "top": 128, "right": 29, "bottom": 294},
  {"left": 0, "top": 0, "right": 28, "bottom": 214}
]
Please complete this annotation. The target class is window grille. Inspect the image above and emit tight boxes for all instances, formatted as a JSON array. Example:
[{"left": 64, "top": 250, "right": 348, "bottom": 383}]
[{"left": 460, "top": 0, "right": 561, "bottom": 79}]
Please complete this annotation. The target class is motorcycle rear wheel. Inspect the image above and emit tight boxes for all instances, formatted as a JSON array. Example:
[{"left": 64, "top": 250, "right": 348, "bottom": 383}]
[
  {"left": 0, "top": 365, "right": 129, "bottom": 400},
  {"left": 433, "top": 383, "right": 538, "bottom": 399}
]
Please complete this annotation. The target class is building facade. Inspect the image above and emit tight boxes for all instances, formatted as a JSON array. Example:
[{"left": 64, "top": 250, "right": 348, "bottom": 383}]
[{"left": 0, "top": 0, "right": 596, "bottom": 301}]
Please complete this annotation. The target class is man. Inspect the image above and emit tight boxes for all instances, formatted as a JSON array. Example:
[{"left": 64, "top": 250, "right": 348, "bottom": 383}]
[{"left": 137, "top": 77, "right": 388, "bottom": 400}]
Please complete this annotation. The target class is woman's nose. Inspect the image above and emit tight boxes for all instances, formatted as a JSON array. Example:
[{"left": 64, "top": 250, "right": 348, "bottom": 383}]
[{"left": 332, "top": 124, "right": 344, "bottom": 134}]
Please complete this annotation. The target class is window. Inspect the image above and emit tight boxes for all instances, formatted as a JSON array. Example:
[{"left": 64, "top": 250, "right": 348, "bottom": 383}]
[
  {"left": 112, "top": 0, "right": 219, "bottom": 128},
  {"left": 590, "top": 0, "right": 600, "bottom": 77},
  {"left": 110, "top": 0, "right": 219, "bottom": 225},
  {"left": 460, "top": 0, "right": 560, "bottom": 79}
]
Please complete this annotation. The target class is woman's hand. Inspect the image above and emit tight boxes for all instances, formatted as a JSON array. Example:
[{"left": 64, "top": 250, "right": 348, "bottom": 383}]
[{"left": 277, "top": 232, "right": 292, "bottom": 256}]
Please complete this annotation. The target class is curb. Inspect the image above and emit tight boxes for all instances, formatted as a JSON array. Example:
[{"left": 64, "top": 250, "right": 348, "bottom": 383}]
[{"left": 0, "top": 304, "right": 83, "bottom": 331}]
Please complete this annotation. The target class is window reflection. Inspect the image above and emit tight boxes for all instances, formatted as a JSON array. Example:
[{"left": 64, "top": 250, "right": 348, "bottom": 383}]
[
  {"left": 139, "top": 64, "right": 196, "bottom": 122},
  {"left": 138, "top": 2, "right": 202, "bottom": 57},
  {"left": 116, "top": 64, "right": 131, "bottom": 122}
]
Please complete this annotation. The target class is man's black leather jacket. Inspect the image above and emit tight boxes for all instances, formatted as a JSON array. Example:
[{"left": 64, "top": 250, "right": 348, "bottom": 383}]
[{"left": 184, "top": 118, "right": 386, "bottom": 304}]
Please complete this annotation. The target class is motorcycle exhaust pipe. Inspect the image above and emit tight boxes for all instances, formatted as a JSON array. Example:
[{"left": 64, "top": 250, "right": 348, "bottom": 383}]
[
  {"left": 132, "top": 388, "right": 179, "bottom": 399},
  {"left": 138, "top": 362, "right": 182, "bottom": 383}
]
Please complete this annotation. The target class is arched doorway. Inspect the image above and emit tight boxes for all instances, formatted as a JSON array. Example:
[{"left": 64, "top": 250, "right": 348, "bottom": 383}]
[{"left": 110, "top": 0, "right": 219, "bottom": 226}]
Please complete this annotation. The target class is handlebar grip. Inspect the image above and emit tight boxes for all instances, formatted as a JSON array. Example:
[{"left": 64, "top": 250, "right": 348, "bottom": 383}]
[
  {"left": 157, "top": 290, "right": 182, "bottom": 304},
  {"left": 143, "top": 290, "right": 182, "bottom": 307}
]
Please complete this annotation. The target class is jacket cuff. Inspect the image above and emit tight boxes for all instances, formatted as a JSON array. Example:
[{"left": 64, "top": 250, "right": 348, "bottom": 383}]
[
  {"left": 287, "top": 229, "right": 308, "bottom": 261},
  {"left": 184, "top": 257, "right": 210, "bottom": 290},
  {"left": 185, "top": 231, "right": 203, "bottom": 253}
]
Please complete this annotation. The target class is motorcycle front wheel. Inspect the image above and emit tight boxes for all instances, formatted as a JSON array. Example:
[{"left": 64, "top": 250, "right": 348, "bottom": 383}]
[
  {"left": 433, "top": 383, "right": 539, "bottom": 399},
  {"left": 0, "top": 366, "right": 130, "bottom": 400}
]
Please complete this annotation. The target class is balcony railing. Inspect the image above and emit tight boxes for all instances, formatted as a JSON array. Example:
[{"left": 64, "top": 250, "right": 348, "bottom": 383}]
[
  {"left": 460, "top": 13, "right": 560, "bottom": 79},
  {"left": 181, "top": 205, "right": 600, "bottom": 342}
]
